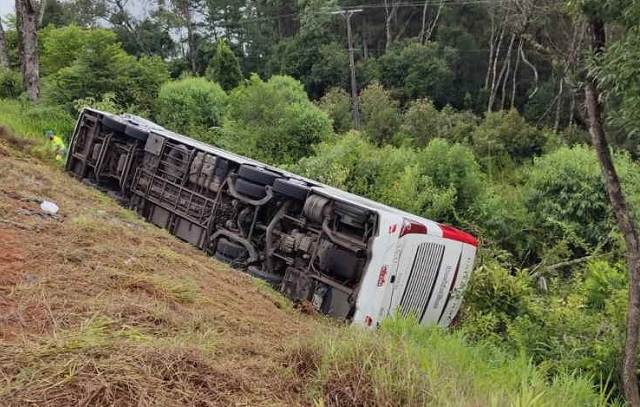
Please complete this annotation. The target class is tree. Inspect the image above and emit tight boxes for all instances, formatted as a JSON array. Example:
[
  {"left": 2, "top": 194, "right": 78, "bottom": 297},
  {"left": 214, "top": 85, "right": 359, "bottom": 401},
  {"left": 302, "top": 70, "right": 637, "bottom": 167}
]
[
  {"left": 219, "top": 74, "right": 333, "bottom": 165},
  {"left": 318, "top": 87, "right": 352, "bottom": 134},
  {"left": 583, "top": 10, "right": 640, "bottom": 406},
  {"left": 366, "top": 39, "right": 456, "bottom": 106},
  {"left": 0, "top": 17, "right": 9, "bottom": 68},
  {"left": 206, "top": 40, "right": 242, "bottom": 91},
  {"left": 359, "top": 82, "right": 401, "bottom": 146},
  {"left": 15, "top": 0, "right": 40, "bottom": 101},
  {"left": 47, "top": 28, "right": 169, "bottom": 113},
  {"left": 168, "top": 0, "right": 201, "bottom": 73},
  {"left": 155, "top": 77, "right": 227, "bottom": 136}
]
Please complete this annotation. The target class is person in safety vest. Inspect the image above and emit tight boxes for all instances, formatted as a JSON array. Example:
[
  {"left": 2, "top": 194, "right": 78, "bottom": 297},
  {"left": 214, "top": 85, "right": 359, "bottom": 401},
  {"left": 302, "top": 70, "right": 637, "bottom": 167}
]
[{"left": 46, "top": 130, "right": 67, "bottom": 162}]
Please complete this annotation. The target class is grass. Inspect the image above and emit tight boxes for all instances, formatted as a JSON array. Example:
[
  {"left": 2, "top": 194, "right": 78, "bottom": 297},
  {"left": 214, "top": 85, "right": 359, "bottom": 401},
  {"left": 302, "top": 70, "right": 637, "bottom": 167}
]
[
  {"left": 0, "top": 98, "right": 75, "bottom": 142},
  {"left": 0, "top": 105, "right": 621, "bottom": 406},
  {"left": 291, "top": 317, "right": 620, "bottom": 407}
]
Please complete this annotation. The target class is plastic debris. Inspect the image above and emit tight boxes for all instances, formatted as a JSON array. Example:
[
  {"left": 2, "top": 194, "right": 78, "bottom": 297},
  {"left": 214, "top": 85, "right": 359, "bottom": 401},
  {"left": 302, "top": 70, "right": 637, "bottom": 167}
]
[{"left": 40, "top": 201, "right": 59, "bottom": 215}]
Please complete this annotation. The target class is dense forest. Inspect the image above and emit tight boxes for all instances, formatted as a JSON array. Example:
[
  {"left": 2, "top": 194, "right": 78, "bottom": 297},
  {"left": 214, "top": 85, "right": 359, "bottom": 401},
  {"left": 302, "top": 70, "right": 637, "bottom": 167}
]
[{"left": 2, "top": 0, "right": 640, "bottom": 404}]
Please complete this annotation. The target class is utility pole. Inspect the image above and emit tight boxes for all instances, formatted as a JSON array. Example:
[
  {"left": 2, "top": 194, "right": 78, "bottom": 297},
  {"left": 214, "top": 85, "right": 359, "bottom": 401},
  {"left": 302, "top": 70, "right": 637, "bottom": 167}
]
[{"left": 331, "top": 9, "right": 362, "bottom": 129}]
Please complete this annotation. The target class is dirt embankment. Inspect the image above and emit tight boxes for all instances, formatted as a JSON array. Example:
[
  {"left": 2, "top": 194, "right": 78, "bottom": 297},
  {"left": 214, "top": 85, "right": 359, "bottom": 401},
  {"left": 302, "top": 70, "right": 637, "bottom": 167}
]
[{"left": 0, "top": 134, "right": 321, "bottom": 406}]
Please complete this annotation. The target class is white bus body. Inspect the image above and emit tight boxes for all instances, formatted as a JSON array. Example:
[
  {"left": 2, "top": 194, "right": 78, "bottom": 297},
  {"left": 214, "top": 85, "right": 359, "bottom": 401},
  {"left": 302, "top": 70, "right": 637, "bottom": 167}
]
[{"left": 66, "top": 109, "right": 477, "bottom": 327}]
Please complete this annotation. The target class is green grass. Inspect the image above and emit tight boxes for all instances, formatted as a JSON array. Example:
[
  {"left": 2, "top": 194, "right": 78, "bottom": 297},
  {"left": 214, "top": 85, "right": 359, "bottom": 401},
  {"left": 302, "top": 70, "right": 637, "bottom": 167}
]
[
  {"left": 294, "top": 317, "right": 620, "bottom": 407},
  {"left": 0, "top": 98, "right": 75, "bottom": 142}
]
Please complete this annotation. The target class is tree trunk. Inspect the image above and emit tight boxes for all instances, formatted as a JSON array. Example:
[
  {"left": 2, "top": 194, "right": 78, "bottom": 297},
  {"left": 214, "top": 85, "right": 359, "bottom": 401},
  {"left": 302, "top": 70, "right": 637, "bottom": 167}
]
[
  {"left": 185, "top": 9, "right": 197, "bottom": 73},
  {"left": 585, "top": 17, "right": 640, "bottom": 407},
  {"left": 424, "top": 0, "right": 444, "bottom": 43},
  {"left": 38, "top": 0, "right": 47, "bottom": 28},
  {"left": 510, "top": 38, "right": 522, "bottom": 108},
  {"left": 0, "top": 17, "right": 10, "bottom": 68},
  {"left": 487, "top": 25, "right": 505, "bottom": 112},
  {"left": 15, "top": 0, "right": 40, "bottom": 101},
  {"left": 384, "top": 0, "right": 398, "bottom": 50}
]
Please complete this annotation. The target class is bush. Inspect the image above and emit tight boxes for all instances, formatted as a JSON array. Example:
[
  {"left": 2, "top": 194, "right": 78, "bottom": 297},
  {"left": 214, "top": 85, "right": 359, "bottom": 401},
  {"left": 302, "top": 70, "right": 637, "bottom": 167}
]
[
  {"left": 295, "top": 134, "right": 484, "bottom": 225},
  {"left": 0, "top": 68, "right": 21, "bottom": 99},
  {"left": 472, "top": 109, "right": 547, "bottom": 171},
  {"left": 219, "top": 74, "right": 333, "bottom": 165},
  {"left": 44, "top": 27, "right": 170, "bottom": 114},
  {"left": 39, "top": 25, "right": 117, "bottom": 76},
  {"left": 523, "top": 145, "right": 617, "bottom": 261},
  {"left": 400, "top": 100, "right": 479, "bottom": 148},
  {"left": 359, "top": 82, "right": 401, "bottom": 146},
  {"left": 155, "top": 77, "right": 227, "bottom": 136},
  {"left": 295, "top": 318, "right": 616, "bottom": 406},
  {"left": 205, "top": 40, "right": 242, "bottom": 91},
  {"left": 318, "top": 87, "right": 352, "bottom": 134},
  {"left": 366, "top": 39, "right": 457, "bottom": 106}
]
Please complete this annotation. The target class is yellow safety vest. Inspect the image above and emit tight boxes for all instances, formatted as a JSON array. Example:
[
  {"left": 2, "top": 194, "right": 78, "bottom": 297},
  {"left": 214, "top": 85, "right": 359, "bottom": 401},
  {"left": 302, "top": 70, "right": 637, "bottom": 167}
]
[{"left": 50, "top": 135, "right": 66, "bottom": 161}]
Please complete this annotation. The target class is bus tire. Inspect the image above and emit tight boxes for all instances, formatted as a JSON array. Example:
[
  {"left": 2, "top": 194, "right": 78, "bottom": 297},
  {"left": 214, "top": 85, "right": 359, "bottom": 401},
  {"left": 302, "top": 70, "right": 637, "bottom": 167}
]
[
  {"left": 215, "top": 238, "right": 245, "bottom": 261},
  {"left": 273, "top": 179, "right": 310, "bottom": 201},
  {"left": 102, "top": 116, "right": 126, "bottom": 133},
  {"left": 124, "top": 125, "right": 149, "bottom": 141},
  {"left": 238, "top": 164, "right": 279, "bottom": 186},
  {"left": 235, "top": 177, "right": 267, "bottom": 199}
]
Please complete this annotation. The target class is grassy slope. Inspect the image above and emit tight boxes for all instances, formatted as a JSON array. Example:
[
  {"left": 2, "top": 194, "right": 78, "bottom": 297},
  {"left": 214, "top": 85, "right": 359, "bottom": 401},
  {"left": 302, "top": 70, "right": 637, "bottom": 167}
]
[
  {"left": 0, "top": 129, "right": 318, "bottom": 406},
  {"left": 0, "top": 103, "right": 617, "bottom": 406}
]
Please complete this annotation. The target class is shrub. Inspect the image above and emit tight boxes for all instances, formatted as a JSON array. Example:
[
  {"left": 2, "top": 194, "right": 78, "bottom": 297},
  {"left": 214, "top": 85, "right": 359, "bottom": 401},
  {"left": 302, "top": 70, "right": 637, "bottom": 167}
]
[
  {"left": 400, "top": 100, "right": 479, "bottom": 148},
  {"left": 0, "top": 68, "right": 21, "bottom": 99},
  {"left": 295, "top": 134, "right": 484, "bottom": 225},
  {"left": 155, "top": 77, "right": 227, "bottom": 136},
  {"left": 205, "top": 40, "right": 242, "bottom": 91},
  {"left": 318, "top": 87, "right": 352, "bottom": 134},
  {"left": 45, "top": 29, "right": 170, "bottom": 114},
  {"left": 366, "top": 39, "right": 457, "bottom": 105},
  {"left": 523, "top": 145, "right": 616, "bottom": 261},
  {"left": 39, "top": 25, "right": 118, "bottom": 76},
  {"left": 359, "top": 82, "right": 401, "bottom": 146},
  {"left": 296, "top": 318, "right": 616, "bottom": 406},
  {"left": 472, "top": 109, "right": 547, "bottom": 171},
  {"left": 219, "top": 74, "right": 333, "bottom": 165}
]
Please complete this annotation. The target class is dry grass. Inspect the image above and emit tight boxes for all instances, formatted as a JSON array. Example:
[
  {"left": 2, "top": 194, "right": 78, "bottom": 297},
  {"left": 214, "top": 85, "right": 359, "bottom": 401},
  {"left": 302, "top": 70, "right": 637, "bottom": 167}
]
[{"left": 0, "top": 133, "right": 319, "bottom": 406}]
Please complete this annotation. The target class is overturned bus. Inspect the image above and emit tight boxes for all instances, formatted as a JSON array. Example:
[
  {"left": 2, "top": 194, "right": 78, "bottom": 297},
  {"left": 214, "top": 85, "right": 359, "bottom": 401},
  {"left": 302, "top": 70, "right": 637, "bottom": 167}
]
[{"left": 65, "top": 108, "right": 478, "bottom": 327}]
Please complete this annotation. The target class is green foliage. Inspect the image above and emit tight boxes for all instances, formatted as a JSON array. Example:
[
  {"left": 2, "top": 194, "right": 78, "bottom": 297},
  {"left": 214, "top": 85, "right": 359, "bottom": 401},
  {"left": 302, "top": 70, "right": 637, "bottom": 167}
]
[
  {"left": 400, "top": 100, "right": 480, "bottom": 148},
  {"left": 155, "top": 77, "right": 227, "bottom": 136},
  {"left": 74, "top": 92, "right": 123, "bottom": 115},
  {"left": 39, "top": 25, "right": 117, "bottom": 76},
  {"left": 206, "top": 40, "right": 242, "bottom": 91},
  {"left": 268, "top": 37, "right": 348, "bottom": 99},
  {"left": 399, "top": 99, "right": 439, "bottom": 147},
  {"left": 0, "top": 68, "right": 21, "bottom": 99},
  {"left": 359, "top": 82, "right": 401, "bottom": 146},
  {"left": 472, "top": 109, "right": 547, "bottom": 171},
  {"left": 302, "top": 317, "right": 616, "bottom": 406},
  {"left": 367, "top": 39, "right": 457, "bottom": 106},
  {"left": 596, "top": 26, "right": 640, "bottom": 145},
  {"left": 295, "top": 134, "right": 484, "bottom": 224},
  {"left": 522, "top": 145, "right": 615, "bottom": 260},
  {"left": 318, "top": 87, "right": 352, "bottom": 134},
  {"left": 219, "top": 74, "right": 333, "bottom": 164},
  {"left": 461, "top": 260, "right": 627, "bottom": 395},
  {"left": 461, "top": 264, "right": 535, "bottom": 340},
  {"left": 45, "top": 30, "right": 170, "bottom": 114},
  {"left": 0, "top": 99, "right": 74, "bottom": 142}
]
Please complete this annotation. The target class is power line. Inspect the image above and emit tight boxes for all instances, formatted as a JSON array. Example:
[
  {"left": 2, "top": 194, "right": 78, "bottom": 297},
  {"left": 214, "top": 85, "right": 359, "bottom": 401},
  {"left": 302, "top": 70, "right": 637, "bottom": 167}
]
[{"left": 230, "top": 0, "right": 536, "bottom": 25}]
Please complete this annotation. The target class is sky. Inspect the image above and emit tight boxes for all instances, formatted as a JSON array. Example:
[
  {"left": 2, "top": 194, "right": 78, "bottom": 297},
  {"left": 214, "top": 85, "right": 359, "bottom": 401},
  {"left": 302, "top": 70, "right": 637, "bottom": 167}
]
[
  {"left": 0, "top": 0, "right": 150, "bottom": 20},
  {"left": 0, "top": 0, "right": 13, "bottom": 18}
]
